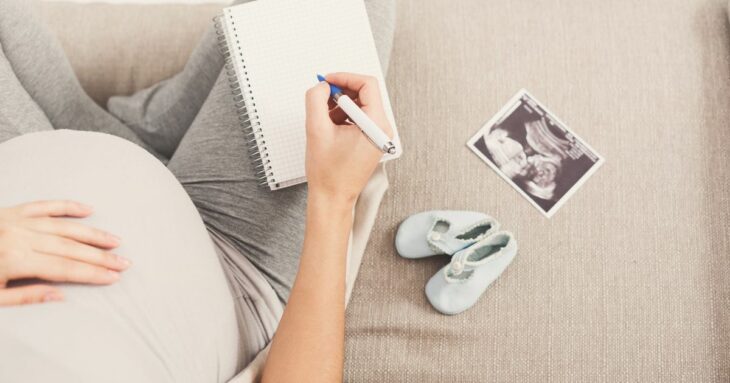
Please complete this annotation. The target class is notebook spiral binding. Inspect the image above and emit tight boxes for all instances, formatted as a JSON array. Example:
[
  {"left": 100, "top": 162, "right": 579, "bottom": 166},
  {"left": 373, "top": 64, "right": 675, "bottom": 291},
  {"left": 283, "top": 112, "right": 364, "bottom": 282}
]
[{"left": 213, "top": 15, "right": 275, "bottom": 188}]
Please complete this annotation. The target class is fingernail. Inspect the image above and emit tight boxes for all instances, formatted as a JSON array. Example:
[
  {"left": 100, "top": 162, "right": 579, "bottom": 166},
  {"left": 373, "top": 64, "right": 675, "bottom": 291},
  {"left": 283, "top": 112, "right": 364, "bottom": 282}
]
[
  {"left": 107, "top": 270, "right": 121, "bottom": 281},
  {"left": 116, "top": 255, "right": 132, "bottom": 268},
  {"left": 107, "top": 233, "right": 122, "bottom": 245},
  {"left": 43, "top": 292, "right": 63, "bottom": 302}
]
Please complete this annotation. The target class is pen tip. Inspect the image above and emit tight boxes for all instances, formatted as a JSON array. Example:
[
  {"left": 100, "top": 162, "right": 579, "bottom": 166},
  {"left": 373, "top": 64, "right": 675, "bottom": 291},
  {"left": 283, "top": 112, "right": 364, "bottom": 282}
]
[{"left": 317, "top": 74, "right": 326, "bottom": 82}]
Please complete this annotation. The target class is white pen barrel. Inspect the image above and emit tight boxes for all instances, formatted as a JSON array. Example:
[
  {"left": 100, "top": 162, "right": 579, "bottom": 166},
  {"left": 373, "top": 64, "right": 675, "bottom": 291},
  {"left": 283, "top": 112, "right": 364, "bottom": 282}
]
[{"left": 336, "top": 95, "right": 393, "bottom": 153}]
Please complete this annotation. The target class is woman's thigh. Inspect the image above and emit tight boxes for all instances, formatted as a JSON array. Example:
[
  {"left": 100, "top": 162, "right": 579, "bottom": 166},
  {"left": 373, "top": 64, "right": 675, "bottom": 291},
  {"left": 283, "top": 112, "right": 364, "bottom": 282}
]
[
  {"left": 167, "top": 71, "right": 308, "bottom": 304},
  {"left": 0, "top": 131, "right": 240, "bottom": 383},
  {"left": 0, "top": 42, "right": 52, "bottom": 143}
]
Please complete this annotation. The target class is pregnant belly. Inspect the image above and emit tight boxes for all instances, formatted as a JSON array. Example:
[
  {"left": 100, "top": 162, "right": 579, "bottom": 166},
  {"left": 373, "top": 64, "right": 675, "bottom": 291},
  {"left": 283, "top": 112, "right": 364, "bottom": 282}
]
[{"left": 0, "top": 130, "right": 239, "bottom": 382}]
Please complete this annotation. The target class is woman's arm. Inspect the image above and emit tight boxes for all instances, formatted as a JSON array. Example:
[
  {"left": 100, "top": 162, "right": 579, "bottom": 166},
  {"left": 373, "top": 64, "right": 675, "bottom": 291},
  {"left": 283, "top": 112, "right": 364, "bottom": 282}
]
[
  {"left": 261, "top": 193, "right": 352, "bottom": 382},
  {"left": 261, "top": 73, "right": 393, "bottom": 383}
]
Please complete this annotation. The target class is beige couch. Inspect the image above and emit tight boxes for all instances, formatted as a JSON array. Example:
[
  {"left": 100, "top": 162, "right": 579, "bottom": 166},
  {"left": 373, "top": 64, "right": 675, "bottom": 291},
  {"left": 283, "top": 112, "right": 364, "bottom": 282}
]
[{"left": 41, "top": 1, "right": 730, "bottom": 382}]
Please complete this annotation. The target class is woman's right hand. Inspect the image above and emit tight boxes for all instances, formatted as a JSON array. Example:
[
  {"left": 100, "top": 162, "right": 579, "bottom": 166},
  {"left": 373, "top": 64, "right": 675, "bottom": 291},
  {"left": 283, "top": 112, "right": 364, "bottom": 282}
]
[
  {"left": 304, "top": 73, "right": 394, "bottom": 206},
  {"left": 0, "top": 200, "right": 130, "bottom": 306}
]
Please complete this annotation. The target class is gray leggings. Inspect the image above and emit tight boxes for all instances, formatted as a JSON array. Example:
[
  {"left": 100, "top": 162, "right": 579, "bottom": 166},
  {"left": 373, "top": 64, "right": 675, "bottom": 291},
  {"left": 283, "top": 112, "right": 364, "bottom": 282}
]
[{"left": 0, "top": 0, "right": 395, "bottom": 302}]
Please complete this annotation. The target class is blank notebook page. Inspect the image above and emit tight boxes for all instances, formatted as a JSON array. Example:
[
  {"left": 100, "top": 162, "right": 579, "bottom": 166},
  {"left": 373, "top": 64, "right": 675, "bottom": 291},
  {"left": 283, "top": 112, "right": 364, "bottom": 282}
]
[{"left": 223, "top": 0, "right": 400, "bottom": 190}]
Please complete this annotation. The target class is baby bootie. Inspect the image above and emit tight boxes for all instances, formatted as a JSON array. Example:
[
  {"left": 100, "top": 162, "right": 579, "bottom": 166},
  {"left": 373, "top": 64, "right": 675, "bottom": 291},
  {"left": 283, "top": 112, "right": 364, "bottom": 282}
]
[
  {"left": 425, "top": 231, "right": 517, "bottom": 315},
  {"left": 395, "top": 210, "right": 500, "bottom": 259}
]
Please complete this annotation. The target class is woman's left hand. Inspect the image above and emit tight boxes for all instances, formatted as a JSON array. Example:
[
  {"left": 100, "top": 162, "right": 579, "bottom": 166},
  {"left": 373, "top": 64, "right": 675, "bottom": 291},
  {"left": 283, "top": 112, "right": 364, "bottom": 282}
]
[{"left": 0, "top": 200, "right": 130, "bottom": 306}]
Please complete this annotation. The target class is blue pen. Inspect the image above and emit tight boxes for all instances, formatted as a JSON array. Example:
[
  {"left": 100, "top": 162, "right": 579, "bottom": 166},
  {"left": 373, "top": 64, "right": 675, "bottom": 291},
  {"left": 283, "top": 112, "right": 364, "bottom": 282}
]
[{"left": 317, "top": 74, "right": 396, "bottom": 155}]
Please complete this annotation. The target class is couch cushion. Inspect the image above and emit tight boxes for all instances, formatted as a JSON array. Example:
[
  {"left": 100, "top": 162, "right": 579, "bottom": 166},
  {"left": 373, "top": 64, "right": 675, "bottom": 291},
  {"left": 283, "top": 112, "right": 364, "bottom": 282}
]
[
  {"left": 39, "top": 2, "right": 222, "bottom": 105},
  {"left": 344, "top": 0, "right": 730, "bottom": 382}
]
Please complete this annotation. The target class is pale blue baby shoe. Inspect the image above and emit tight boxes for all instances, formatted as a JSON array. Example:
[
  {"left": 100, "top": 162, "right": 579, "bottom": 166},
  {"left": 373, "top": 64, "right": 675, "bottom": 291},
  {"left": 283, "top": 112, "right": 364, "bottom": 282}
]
[
  {"left": 395, "top": 210, "right": 500, "bottom": 259},
  {"left": 425, "top": 231, "right": 517, "bottom": 315}
]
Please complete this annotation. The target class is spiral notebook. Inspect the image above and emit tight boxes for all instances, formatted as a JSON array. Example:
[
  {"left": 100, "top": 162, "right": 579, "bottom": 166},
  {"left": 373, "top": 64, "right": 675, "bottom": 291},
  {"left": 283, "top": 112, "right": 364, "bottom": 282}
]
[{"left": 214, "top": 0, "right": 401, "bottom": 190}]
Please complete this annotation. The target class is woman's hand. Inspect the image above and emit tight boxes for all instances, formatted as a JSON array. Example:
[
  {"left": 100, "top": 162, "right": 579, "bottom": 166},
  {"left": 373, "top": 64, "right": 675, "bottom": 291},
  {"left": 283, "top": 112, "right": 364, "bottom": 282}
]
[
  {"left": 304, "top": 72, "right": 393, "bottom": 205},
  {"left": 0, "top": 200, "right": 130, "bottom": 306}
]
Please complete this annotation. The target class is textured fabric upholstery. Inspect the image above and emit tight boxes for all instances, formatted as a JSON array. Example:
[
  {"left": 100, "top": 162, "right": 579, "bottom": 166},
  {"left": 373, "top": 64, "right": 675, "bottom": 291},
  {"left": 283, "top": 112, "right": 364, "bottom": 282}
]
[{"left": 38, "top": 1, "right": 730, "bottom": 382}]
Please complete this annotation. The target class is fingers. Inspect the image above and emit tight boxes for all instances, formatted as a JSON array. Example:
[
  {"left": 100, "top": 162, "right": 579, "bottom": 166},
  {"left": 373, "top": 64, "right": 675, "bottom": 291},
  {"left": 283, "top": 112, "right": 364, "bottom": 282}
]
[
  {"left": 28, "top": 218, "right": 120, "bottom": 249},
  {"left": 305, "top": 82, "right": 334, "bottom": 127},
  {"left": 24, "top": 254, "right": 121, "bottom": 285},
  {"left": 31, "top": 233, "right": 130, "bottom": 271},
  {"left": 325, "top": 73, "right": 382, "bottom": 108},
  {"left": 17, "top": 200, "right": 93, "bottom": 218},
  {"left": 0, "top": 285, "right": 63, "bottom": 306}
]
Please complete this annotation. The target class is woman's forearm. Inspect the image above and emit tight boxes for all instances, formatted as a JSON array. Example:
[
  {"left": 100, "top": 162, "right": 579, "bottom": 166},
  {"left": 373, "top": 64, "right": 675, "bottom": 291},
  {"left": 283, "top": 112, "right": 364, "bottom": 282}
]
[
  {"left": 261, "top": 192, "right": 353, "bottom": 383},
  {"left": 262, "top": 73, "right": 392, "bottom": 382}
]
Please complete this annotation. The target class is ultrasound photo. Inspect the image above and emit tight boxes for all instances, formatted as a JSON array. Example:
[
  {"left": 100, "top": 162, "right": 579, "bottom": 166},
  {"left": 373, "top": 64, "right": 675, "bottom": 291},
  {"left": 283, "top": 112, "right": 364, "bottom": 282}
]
[{"left": 468, "top": 90, "right": 604, "bottom": 217}]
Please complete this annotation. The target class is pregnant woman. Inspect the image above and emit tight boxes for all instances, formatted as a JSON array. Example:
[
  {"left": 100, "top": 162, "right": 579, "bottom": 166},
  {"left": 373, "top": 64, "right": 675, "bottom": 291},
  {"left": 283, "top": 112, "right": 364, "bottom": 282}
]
[{"left": 0, "top": 0, "right": 395, "bottom": 382}]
